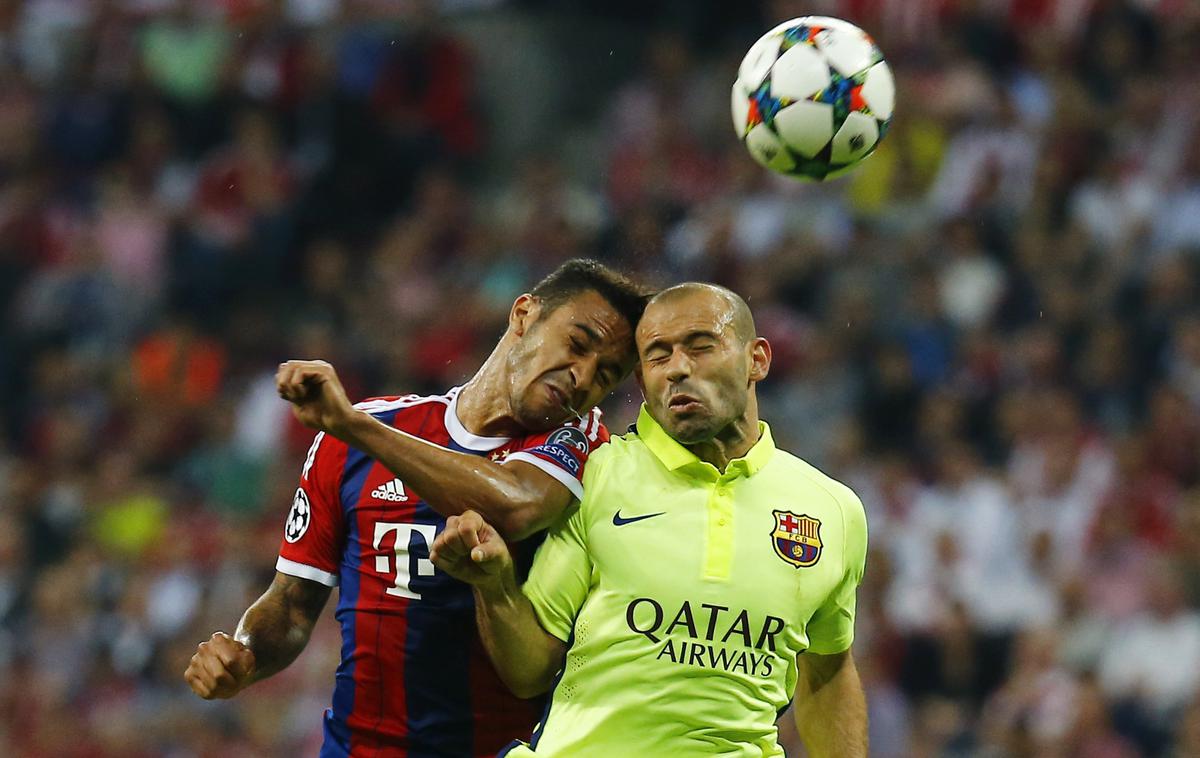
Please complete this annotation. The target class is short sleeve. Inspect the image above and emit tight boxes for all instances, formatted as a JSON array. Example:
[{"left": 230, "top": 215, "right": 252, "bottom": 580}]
[
  {"left": 805, "top": 488, "right": 868, "bottom": 655},
  {"left": 504, "top": 407, "right": 609, "bottom": 501},
  {"left": 277, "top": 431, "right": 348, "bottom": 587},
  {"left": 522, "top": 501, "right": 593, "bottom": 642}
]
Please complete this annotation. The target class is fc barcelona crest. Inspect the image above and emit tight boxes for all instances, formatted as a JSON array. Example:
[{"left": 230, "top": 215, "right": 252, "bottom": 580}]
[{"left": 771, "top": 511, "right": 822, "bottom": 568}]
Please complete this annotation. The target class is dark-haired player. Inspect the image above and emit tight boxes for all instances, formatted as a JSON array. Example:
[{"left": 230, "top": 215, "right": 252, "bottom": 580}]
[
  {"left": 432, "top": 283, "right": 868, "bottom": 757},
  {"left": 184, "top": 260, "right": 651, "bottom": 757}
]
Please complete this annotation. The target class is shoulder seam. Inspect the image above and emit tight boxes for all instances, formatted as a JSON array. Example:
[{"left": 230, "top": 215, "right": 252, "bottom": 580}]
[
  {"left": 770, "top": 451, "right": 857, "bottom": 508},
  {"left": 353, "top": 393, "right": 449, "bottom": 414},
  {"left": 578, "top": 440, "right": 620, "bottom": 547},
  {"left": 770, "top": 453, "right": 861, "bottom": 578}
]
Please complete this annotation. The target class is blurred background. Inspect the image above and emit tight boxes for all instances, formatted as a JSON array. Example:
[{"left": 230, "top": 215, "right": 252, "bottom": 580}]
[{"left": 2, "top": 0, "right": 1200, "bottom": 755}]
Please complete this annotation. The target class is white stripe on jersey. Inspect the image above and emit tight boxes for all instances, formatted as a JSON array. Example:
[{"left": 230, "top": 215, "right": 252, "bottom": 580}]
[
  {"left": 444, "top": 386, "right": 511, "bottom": 451},
  {"left": 505, "top": 451, "right": 585, "bottom": 501},
  {"left": 276, "top": 556, "right": 339, "bottom": 587},
  {"left": 583, "top": 407, "right": 603, "bottom": 441},
  {"left": 301, "top": 432, "right": 324, "bottom": 481},
  {"left": 354, "top": 394, "right": 431, "bottom": 414}
]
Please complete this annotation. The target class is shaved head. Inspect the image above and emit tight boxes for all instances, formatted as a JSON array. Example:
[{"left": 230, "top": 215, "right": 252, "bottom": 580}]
[
  {"left": 636, "top": 282, "right": 770, "bottom": 451},
  {"left": 647, "top": 283, "right": 757, "bottom": 344}
]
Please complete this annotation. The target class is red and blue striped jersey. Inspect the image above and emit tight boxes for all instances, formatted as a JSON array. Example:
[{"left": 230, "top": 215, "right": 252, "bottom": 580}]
[{"left": 276, "top": 387, "right": 608, "bottom": 757}]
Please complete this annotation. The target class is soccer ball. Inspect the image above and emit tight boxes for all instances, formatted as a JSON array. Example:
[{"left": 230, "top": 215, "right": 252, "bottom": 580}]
[{"left": 731, "top": 17, "right": 894, "bottom": 181}]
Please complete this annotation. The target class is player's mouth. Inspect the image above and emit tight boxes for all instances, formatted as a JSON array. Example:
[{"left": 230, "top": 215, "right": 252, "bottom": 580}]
[
  {"left": 544, "top": 382, "right": 577, "bottom": 416},
  {"left": 667, "top": 393, "right": 704, "bottom": 414}
]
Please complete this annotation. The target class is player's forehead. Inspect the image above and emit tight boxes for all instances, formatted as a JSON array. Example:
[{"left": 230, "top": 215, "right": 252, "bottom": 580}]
[
  {"left": 636, "top": 292, "right": 734, "bottom": 347},
  {"left": 545, "top": 289, "right": 633, "bottom": 346}
]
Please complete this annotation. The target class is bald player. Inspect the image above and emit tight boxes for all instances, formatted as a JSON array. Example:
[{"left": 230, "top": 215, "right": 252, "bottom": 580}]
[{"left": 432, "top": 283, "right": 869, "bottom": 757}]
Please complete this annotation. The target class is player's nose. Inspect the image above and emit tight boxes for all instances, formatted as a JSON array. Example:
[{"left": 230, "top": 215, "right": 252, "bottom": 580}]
[
  {"left": 663, "top": 348, "right": 692, "bottom": 383},
  {"left": 571, "top": 355, "right": 599, "bottom": 393}
]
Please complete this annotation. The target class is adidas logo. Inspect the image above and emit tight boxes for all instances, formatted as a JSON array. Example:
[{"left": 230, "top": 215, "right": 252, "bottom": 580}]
[{"left": 371, "top": 478, "right": 408, "bottom": 502}]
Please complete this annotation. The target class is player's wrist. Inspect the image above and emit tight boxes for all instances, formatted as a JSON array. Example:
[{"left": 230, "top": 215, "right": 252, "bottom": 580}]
[
  {"left": 330, "top": 407, "right": 370, "bottom": 440},
  {"left": 474, "top": 567, "right": 519, "bottom": 603}
]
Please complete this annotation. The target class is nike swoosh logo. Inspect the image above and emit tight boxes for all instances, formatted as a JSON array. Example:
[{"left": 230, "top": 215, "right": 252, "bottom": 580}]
[{"left": 612, "top": 510, "right": 666, "bottom": 527}]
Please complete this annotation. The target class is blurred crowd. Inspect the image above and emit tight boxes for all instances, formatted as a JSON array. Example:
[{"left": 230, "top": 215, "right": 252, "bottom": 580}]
[{"left": 2, "top": 0, "right": 1200, "bottom": 756}]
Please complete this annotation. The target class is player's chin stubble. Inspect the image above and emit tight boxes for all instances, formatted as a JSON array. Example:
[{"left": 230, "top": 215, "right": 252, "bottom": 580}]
[
  {"left": 660, "top": 408, "right": 722, "bottom": 446},
  {"left": 516, "top": 389, "right": 569, "bottom": 430}
]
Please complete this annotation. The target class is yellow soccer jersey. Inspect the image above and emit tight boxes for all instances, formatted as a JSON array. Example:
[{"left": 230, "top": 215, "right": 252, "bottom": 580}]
[{"left": 503, "top": 406, "right": 868, "bottom": 757}]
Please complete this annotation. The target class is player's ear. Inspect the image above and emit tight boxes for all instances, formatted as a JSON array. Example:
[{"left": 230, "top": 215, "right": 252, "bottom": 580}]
[
  {"left": 748, "top": 337, "right": 771, "bottom": 383},
  {"left": 509, "top": 294, "right": 541, "bottom": 337},
  {"left": 633, "top": 362, "right": 645, "bottom": 394}
]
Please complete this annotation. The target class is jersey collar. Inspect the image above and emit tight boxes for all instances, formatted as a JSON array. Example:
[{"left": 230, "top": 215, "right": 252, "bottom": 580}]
[
  {"left": 445, "top": 386, "right": 511, "bottom": 452},
  {"left": 635, "top": 404, "right": 775, "bottom": 479}
]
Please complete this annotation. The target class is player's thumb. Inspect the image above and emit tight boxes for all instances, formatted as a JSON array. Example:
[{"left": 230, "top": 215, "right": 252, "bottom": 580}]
[
  {"left": 304, "top": 369, "right": 330, "bottom": 388},
  {"left": 229, "top": 646, "right": 256, "bottom": 681},
  {"left": 470, "top": 541, "right": 507, "bottom": 572}
]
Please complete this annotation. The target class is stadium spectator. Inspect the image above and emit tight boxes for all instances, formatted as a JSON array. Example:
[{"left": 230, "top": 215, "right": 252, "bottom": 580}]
[{"left": 2, "top": 1, "right": 1200, "bottom": 754}]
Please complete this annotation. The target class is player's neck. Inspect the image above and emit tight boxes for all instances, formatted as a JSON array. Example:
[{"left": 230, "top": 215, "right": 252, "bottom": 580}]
[
  {"left": 455, "top": 360, "right": 526, "bottom": 439},
  {"left": 686, "top": 409, "right": 761, "bottom": 473}
]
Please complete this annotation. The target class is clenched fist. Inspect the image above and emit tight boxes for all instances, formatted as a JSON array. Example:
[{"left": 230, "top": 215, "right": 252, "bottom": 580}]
[
  {"left": 430, "top": 510, "right": 514, "bottom": 592},
  {"left": 184, "top": 632, "right": 257, "bottom": 700},
  {"left": 276, "top": 359, "right": 357, "bottom": 435}
]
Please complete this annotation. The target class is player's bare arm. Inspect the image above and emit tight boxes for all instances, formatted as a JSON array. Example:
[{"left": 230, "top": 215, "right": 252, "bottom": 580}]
[
  {"left": 277, "top": 360, "right": 573, "bottom": 540},
  {"left": 429, "top": 510, "right": 567, "bottom": 698},
  {"left": 184, "top": 572, "right": 331, "bottom": 699},
  {"left": 791, "top": 649, "right": 868, "bottom": 758}
]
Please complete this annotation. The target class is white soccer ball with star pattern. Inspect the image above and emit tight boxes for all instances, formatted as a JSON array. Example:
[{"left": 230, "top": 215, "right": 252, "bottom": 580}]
[{"left": 732, "top": 16, "right": 894, "bottom": 180}]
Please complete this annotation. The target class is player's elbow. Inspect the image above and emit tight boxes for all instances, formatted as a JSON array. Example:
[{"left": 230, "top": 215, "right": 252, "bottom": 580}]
[
  {"left": 494, "top": 511, "right": 539, "bottom": 542},
  {"left": 486, "top": 499, "right": 546, "bottom": 542},
  {"left": 493, "top": 630, "right": 567, "bottom": 700},
  {"left": 503, "top": 670, "right": 556, "bottom": 700},
  {"left": 477, "top": 463, "right": 570, "bottom": 539}
]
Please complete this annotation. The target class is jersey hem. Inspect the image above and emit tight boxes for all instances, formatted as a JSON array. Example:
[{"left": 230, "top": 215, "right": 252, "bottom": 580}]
[
  {"left": 805, "top": 634, "right": 855, "bottom": 656},
  {"left": 497, "top": 739, "right": 529, "bottom": 756},
  {"left": 505, "top": 452, "right": 585, "bottom": 500},
  {"left": 521, "top": 583, "right": 573, "bottom": 643},
  {"left": 276, "top": 556, "right": 339, "bottom": 587}
]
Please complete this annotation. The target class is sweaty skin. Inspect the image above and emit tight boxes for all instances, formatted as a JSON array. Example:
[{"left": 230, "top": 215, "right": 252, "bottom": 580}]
[
  {"left": 275, "top": 290, "right": 636, "bottom": 539},
  {"left": 432, "top": 284, "right": 869, "bottom": 757},
  {"left": 634, "top": 283, "right": 769, "bottom": 468},
  {"left": 184, "top": 573, "right": 331, "bottom": 699},
  {"left": 186, "top": 283, "right": 640, "bottom": 707}
]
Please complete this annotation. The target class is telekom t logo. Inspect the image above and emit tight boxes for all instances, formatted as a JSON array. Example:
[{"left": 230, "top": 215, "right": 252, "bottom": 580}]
[{"left": 373, "top": 522, "right": 436, "bottom": 599}]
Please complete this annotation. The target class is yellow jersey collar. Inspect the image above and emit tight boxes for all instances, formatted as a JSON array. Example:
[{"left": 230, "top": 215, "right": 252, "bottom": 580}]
[{"left": 635, "top": 404, "right": 775, "bottom": 479}]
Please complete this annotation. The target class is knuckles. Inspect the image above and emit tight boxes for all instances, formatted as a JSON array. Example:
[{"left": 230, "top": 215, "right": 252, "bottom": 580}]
[{"left": 461, "top": 510, "right": 484, "bottom": 528}]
